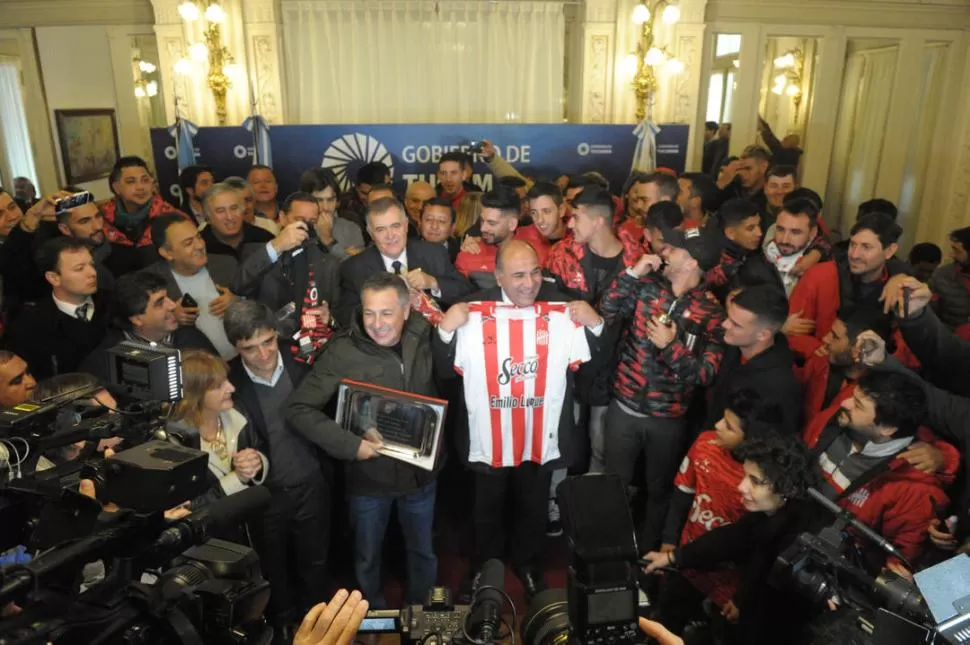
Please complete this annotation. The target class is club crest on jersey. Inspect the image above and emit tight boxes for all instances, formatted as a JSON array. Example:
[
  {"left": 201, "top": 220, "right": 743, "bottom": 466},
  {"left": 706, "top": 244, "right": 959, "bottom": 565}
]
[{"left": 498, "top": 356, "right": 539, "bottom": 385}]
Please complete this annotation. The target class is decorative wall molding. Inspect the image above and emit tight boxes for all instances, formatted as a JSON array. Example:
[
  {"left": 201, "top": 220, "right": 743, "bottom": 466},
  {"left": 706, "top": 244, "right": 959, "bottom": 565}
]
[
  {"left": 673, "top": 31, "right": 702, "bottom": 124},
  {"left": 584, "top": 0, "right": 616, "bottom": 24},
  {"left": 0, "top": 0, "right": 154, "bottom": 27},
  {"left": 250, "top": 33, "right": 282, "bottom": 123},
  {"left": 241, "top": 0, "right": 278, "bottom": 24},
  {"left": 706, "top": 0, "right": 970, "bottom": 29},
  {"left": 584, "top": 34, "right": 610, "bottom": 123}
]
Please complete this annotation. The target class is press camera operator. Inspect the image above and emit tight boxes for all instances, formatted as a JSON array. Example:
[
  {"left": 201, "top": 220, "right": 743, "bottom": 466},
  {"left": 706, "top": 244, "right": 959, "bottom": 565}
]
[{"left": 642, "top": 433, "right": 824, "bottom": 645}]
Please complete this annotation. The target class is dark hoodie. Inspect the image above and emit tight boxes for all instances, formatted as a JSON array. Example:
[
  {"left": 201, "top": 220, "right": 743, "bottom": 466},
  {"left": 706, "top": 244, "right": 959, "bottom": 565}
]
[{"left": 705, "top": 333, "right": 802, "bottom": 433}]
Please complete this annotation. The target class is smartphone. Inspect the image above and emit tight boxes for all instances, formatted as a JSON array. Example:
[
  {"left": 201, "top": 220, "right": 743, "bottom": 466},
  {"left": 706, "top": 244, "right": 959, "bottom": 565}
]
[
  {"left": 181, "top": 293, "right": 198, "bottom": 308},
  {"left": 54, "top": 191, "right": 94, "bottom": 212},
  {"left": 469, "top": 140, "right": 484, "bottom": 153}
]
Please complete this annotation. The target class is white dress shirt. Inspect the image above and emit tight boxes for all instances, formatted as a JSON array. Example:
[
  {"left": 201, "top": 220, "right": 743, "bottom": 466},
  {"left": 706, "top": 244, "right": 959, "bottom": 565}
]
[{"left": 53, "top": 294, "right": 94, "bottom": 321}]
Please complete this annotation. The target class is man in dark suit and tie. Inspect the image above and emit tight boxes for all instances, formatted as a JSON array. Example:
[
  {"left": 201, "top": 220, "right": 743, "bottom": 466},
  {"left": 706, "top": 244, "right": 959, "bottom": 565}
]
[
  {"left": 233, "top": 192, "right": 341, "bottom": 361},
  {"left": 3, "top": 237, "right": 111, "bottom": 380},
  {"left": 431, "top": 240, "right": 604, "bottom": 599},
  {"left": 336, "top": 197, "right": 471, "bottom": 325}
]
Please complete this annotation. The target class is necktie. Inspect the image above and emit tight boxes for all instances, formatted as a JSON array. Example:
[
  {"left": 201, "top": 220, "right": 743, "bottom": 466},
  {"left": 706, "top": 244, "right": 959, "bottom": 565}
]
[
  {"left": 76, "top": 302, "right": 90, "bottom": 321},
  {"left": 391, "top": 260, "right": 403, "bottom": 275}
]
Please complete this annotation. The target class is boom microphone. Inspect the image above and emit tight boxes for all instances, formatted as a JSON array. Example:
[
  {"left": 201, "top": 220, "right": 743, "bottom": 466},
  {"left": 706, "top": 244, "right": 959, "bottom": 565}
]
[
  {"left": 154, "top": 485, "right": 271, "bottom": 552},
  {"left": 472, "top": 558, "right": 506, "bottom": 642},
  {"left": 807, "top": 487, "right": 907, "bottom": 563}
]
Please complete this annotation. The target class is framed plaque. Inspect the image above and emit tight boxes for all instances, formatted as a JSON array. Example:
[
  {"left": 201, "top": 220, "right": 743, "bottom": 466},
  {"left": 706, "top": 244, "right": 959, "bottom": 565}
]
[{"left": 335, "top": 379, "right": 447, "bottom": 471}]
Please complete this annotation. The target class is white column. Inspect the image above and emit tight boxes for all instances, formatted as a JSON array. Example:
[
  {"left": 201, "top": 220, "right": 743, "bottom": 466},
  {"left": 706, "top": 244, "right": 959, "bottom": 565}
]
[
  {"left": 575, "top": 0, "right": 618, "bottom": 124},
  {"left": 936, "top": 42, "right": 970, "bottom": 245},
  {"left": 799, "top": 29, "right": 847, "bottom": 198},
  {"left": 240, "top": 0, "right": 285, "bottom": 124}
]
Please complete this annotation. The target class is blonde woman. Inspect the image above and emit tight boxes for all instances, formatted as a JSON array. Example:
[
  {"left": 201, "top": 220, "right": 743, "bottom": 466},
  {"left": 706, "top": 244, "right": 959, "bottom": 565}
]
[{"left": 168, "top": 349, "right": 268, "bottom": 510}]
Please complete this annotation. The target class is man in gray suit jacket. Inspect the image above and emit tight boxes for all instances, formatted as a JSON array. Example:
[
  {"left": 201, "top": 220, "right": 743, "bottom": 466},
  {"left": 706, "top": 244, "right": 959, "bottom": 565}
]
[
  {"left": 143, "top": 213, "right": 241, "bottom": 358},
  {"left": 233, "top": 193, "right": 341, "bottom": 356}
]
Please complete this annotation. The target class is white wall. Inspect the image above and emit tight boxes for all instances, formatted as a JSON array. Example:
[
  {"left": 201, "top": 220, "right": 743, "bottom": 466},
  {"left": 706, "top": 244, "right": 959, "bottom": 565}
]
[
  {"left": 30, "top": 24, "right": 154, "bottom": 200},
  {"left": 35, "top": 26, "right": 119, "bottom": 198}
]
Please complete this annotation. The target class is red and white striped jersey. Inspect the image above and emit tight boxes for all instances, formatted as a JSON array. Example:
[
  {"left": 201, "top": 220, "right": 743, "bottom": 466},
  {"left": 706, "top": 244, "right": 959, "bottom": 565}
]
[{"left": 454, "top": 302, "right": 590, "bottom": 468}]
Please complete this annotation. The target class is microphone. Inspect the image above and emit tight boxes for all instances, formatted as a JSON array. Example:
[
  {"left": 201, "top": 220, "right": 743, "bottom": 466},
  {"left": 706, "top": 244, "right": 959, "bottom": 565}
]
[
  {"left": 472, "top": 559, "right": 506, "bottom": 642},
  {"left": 807, "top": 487, "right": 906, "bottom": 561},
  {"left": 154, "top": 485, "right": 271, "bottom": 552}
]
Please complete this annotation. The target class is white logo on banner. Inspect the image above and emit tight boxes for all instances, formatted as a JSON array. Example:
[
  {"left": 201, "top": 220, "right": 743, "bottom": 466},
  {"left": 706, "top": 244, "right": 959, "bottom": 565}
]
[
  {"left": 321, "top": 134, "right": 394, "bottom": 192},
  {"left": 233, "top": 145, "right": 250, "bottom": 159},
  {"left": 577, "top": 143, "right": 590, "bottom": 156},
  {"left": 164, "top": 146, "right": 177, "bottom": 160}
]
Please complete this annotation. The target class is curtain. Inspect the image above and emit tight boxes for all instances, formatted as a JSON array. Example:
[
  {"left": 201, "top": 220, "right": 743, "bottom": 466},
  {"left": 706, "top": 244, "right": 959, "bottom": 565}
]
[
  {"left": 282, "top": 0, "right": 565, "bottom": 124},
  {"left": 825, "top": 46, "right": 898, "bottom": 236},
  {"left": 0, "top": 57, "right": 38, "bottom": 190},
  {"left": 899, "top": 44, "right": 947, "bottom": 248}
]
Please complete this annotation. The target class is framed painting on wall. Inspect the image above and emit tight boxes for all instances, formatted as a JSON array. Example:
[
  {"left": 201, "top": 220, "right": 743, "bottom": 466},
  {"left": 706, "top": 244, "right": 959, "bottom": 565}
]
[{"left": 54, "top": 109, "right": 120, "bottom": 184}]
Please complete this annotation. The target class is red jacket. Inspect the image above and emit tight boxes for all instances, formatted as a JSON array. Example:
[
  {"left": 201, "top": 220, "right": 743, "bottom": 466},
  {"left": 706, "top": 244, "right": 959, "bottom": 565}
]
[
  {"left": 804, "top": 389, "right": 956, "bottom": 564},
  {"left": 454, "top": 224, "right": 549, "bottom": 278},
  {"left": 100, "top": 195, "right": 186, "bottom": 247},
  {"left": 787, "top": 259, "right": 915, "bottom": 363}
]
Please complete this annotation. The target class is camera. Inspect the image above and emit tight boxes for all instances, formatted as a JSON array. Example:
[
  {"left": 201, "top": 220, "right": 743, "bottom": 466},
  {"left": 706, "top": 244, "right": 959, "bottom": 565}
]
[
  {"left": 523, "top": 474, "right": 646, "bottom": 645},
  {"left": 0, "top": 342, "right": 274, "bottom": 644},
  {"left": 358, "top": 587, "right": 474, "bottom": 644}
]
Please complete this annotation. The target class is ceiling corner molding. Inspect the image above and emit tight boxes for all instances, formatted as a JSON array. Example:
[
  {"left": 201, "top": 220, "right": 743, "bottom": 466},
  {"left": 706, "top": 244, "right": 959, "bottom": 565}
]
[
  {"left": 0, "top": 0, "right": 155, "bottom": 27},
  {"left": 705, "top": 0, "right": 970, "bottom": 30}
]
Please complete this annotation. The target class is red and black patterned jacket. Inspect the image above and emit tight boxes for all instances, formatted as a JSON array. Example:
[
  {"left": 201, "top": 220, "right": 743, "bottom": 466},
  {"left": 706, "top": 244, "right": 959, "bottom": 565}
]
[
  {"left": 600, "top": 271, "right": 726, "bottom": 417},
  {"left": 545, "top": 234, "right": 644, "bottom": 406},
  {"left": 544, "top": 234, "right": 644, "bottom": 302},
  {"left": 99, "top": 195, "right": 187, "bottom": 275}
]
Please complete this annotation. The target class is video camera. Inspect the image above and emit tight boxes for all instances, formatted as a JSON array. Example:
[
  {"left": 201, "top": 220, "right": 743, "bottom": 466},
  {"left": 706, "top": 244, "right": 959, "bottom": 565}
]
[
  {"left": 523, "top": 473, "right": 646, "bottom": 645},
  {"left": 773, "top": 487, "right": 970, "bottom": 645},
  {"left": 360, "top": 474, "right": 645, "bottom": 645},
  {"left": 0, "top": 342, "right": 274, "bottom": 644}
]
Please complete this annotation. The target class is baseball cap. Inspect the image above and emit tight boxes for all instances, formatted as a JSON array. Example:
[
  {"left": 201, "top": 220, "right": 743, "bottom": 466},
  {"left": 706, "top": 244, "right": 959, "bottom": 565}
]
[{"left": 661, "top": 226, "right": 723, "bottom": 272}]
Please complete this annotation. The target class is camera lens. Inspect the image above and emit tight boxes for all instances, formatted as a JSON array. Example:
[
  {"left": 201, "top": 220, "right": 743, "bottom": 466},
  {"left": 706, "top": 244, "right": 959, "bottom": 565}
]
[{"left": 521, "top": 589, "right": 572, "bottom": 645}]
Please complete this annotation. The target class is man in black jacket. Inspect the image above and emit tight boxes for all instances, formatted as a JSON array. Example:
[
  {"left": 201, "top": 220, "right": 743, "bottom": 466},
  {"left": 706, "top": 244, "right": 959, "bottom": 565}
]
[
  {"left": 706, "top": 284, "right": 802, "bottom": 434},
  {"left": 336, "top": 197, "right": 471, "bottom": 325},
  {"left": 286, "top": 273, "right": 439, "bottom": 609},
  {"left": 4, "top": 237, "right": 110, "bottom": 380},
  {"left": 80, "top": 271, "right": 215, "bottom": 383},
  {"left": 433, "top": 240, "right": 604, "bottom": 597},
  {"left": 222, "top": 300, "right": 327, "bottom": 642},
  {"left": 232, "top": 192, "right": 341, "bottom": 361}
]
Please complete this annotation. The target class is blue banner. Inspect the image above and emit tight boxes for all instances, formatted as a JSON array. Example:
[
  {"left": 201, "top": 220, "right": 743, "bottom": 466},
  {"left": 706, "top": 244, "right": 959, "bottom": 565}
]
[{"left": 150, "top": 124, "right": 689, "bottom": 208}]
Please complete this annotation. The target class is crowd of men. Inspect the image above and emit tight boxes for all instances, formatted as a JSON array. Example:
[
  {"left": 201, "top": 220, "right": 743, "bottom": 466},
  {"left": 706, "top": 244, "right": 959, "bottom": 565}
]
[{"left": 1, "top": 137, "right": 969, "bottom": 645}]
